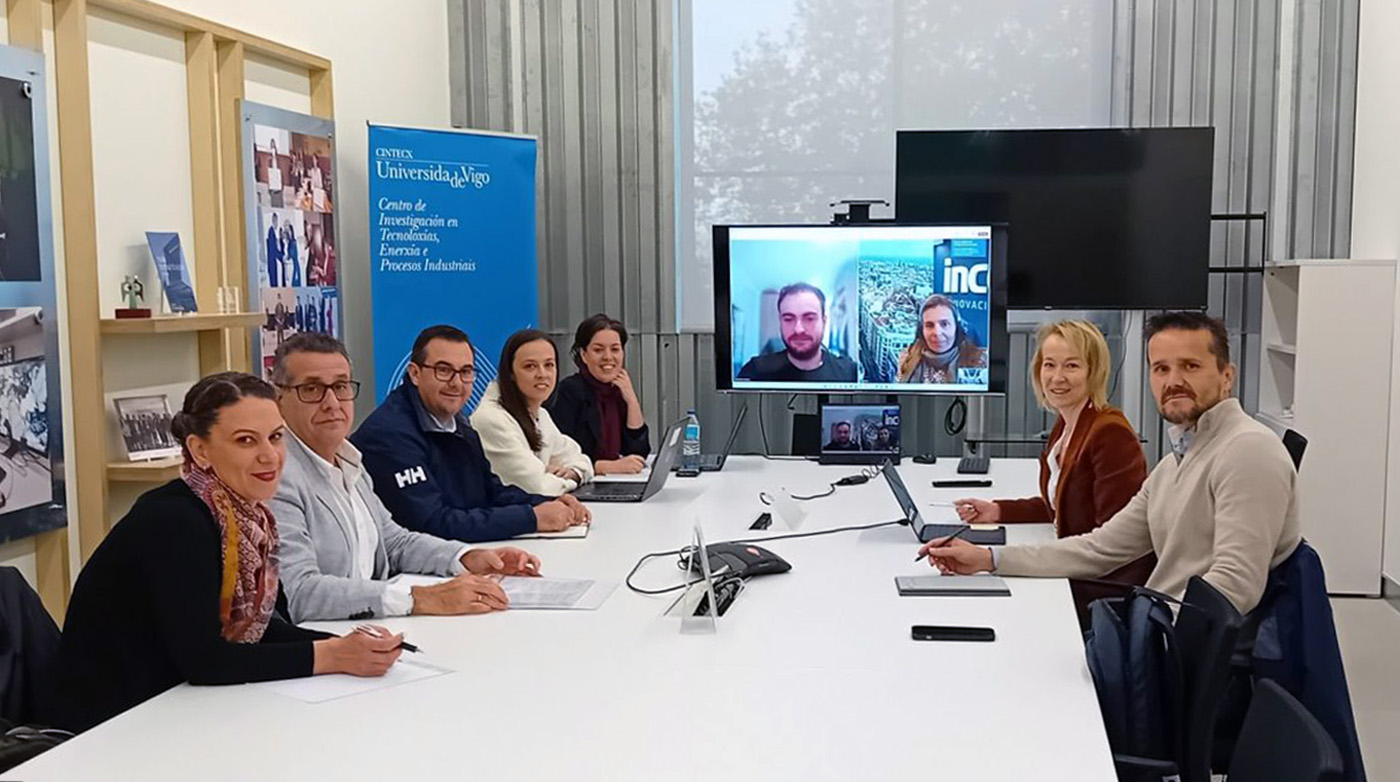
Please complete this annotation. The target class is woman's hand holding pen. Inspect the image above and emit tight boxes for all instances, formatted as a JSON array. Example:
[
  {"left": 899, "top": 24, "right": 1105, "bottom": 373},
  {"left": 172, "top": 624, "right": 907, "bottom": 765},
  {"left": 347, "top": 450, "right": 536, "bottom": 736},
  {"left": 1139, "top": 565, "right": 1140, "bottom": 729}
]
[
  {"left": 954, "top": 498, "right": 999, "bottom": 523},
  {"left": 313, "top": 625, "right": 403, "bottom": 677}
]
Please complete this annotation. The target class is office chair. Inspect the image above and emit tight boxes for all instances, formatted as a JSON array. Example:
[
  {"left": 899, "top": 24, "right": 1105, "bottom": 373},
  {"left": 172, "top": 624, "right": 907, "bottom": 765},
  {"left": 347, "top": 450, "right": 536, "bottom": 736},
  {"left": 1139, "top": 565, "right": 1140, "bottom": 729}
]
[
  {"left": 1173, "top": 576, "right": 1243, "bottom": 782},
  {"left": 1226, "top": 679, "right": 1343, "bottom": 782},
  {"left": 1283, "top": 429, "right": 1308, "bottom": 471},
  {"left": 1110, "top": 577, "right": 1242, "bottom": 782}
]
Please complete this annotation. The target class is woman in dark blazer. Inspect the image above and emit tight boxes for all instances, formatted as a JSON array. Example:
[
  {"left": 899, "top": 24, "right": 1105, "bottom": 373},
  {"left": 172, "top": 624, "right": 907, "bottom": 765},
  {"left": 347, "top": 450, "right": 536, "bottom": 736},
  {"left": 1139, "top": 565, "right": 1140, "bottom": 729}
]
[
  {"left": 44, "top": 373, "right": 402, "bottom": 733},
  {"left": 547, "top": 314, "right": 651, "bottom": 475},
  {"left": 955, "top": 320, "right": 1155, "bottom": 625}
]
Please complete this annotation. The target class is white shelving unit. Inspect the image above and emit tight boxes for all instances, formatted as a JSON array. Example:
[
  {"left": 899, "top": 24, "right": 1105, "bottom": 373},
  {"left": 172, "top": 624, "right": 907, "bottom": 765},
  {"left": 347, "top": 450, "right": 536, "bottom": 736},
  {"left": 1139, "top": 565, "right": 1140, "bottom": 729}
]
[{"left": 1258, "top": 259, "right": 1395, "bottom": 595}]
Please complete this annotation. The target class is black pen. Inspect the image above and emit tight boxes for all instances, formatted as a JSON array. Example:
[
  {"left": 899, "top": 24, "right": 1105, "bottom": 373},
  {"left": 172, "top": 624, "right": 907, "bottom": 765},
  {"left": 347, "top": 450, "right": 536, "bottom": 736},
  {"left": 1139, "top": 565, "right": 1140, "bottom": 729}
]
[
  {"left": 914, "top": 525, "right": 972, "bottom": 562},
  {"left": 354, "top": 624, "right": 421, "bottom": 653}
]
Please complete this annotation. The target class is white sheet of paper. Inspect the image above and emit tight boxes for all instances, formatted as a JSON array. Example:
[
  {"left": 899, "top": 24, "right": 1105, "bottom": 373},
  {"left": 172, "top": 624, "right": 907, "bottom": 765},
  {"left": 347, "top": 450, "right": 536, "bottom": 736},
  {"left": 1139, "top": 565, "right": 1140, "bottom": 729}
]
[
  {"left": 255, "top": 657, "right": 453, "bottom": 704},
  {"left": 592, "top": 468, "right": 652, "bottom": 483},
  {"left": 499, "top": 576, "right": 617, "bottom": 610},
  {"left": 387, "top": 574, "right": 616, "bottom": 610}
]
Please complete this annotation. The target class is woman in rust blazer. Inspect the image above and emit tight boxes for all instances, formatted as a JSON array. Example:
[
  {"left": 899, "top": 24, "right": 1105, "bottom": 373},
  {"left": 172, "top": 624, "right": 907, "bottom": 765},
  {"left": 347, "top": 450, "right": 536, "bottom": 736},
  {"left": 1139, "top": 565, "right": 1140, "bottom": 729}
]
[{"left": 956, "top": 320, "right": 1155, "bottom": 626}]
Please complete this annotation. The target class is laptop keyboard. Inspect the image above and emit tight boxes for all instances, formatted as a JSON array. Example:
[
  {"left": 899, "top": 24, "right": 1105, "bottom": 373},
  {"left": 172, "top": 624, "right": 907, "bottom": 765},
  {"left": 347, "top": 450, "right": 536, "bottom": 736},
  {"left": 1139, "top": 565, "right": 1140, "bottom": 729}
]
[{"left": 589, "top": 482, "right": 644, "bottom": 497}]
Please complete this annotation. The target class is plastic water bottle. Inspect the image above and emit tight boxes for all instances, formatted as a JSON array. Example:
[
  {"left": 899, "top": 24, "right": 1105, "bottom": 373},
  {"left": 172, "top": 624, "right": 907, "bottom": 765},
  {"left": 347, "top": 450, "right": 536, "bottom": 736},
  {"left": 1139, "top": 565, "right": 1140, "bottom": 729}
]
[{"left": 682, "top": 409, "right": 702, "bottom": 471}]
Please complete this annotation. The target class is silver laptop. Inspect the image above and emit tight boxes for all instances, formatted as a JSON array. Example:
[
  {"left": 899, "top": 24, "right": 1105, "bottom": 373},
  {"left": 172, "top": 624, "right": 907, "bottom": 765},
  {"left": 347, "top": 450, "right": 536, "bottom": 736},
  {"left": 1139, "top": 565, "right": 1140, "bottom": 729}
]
[{"left": 573, "top": 418, "right": 686, "bottom": 502}]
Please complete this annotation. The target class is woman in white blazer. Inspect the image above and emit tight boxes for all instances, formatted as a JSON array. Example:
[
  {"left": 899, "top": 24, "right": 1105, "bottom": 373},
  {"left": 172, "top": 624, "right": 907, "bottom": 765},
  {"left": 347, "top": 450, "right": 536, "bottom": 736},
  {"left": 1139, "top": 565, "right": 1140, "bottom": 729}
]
[{"left": 471, "top": 329, "right": 594, "bottom": 496}]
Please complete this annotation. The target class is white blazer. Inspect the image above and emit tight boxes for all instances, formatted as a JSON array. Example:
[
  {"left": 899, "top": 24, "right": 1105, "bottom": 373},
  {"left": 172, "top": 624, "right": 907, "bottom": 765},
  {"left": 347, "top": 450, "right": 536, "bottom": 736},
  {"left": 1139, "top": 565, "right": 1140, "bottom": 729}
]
[{"left": 471, "top": 381, "right": 595, "bottom": 496}]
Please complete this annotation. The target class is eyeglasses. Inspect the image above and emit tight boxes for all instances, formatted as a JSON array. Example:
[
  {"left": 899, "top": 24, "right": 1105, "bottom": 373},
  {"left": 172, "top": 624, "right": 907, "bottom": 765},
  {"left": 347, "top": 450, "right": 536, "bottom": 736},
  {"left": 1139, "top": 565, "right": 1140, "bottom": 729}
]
[
  {"left": 279, "top": 380, "right": 361, "bottom": 404},
  {"left": 415, "top": 362, "right": 475, "bottom": 383}
]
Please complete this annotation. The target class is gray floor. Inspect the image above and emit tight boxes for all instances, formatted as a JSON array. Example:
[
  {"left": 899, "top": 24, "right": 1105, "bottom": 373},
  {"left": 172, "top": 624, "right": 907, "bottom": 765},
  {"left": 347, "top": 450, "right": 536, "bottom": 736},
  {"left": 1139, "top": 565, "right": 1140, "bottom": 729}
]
[{"left": 1332, "top": 597, "right": 1400, "bottom": 779}]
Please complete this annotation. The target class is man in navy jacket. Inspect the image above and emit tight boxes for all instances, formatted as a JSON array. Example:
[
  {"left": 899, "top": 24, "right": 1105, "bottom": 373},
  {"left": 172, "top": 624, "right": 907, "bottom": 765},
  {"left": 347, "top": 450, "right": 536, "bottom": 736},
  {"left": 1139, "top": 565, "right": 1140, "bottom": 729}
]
[{"left": 353, "top": 325, "right": 590, "bottom": 542}]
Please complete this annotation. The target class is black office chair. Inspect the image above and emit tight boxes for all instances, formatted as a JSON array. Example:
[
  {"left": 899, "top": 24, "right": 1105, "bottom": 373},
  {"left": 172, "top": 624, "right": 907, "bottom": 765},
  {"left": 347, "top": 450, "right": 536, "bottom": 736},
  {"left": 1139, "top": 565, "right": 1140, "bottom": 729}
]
[
  {"left": 1174, "top": 577, "right": 1243, "bottom": 782},
  {"left": 1283, "top": 429, "right": 1308, "bottom": 471},
  {"left": 1227, "top": 679, "right": 1343, "bottom": 782},
  {"left": 1111, "top": 577, "right": 1242, "bottom": 782}
]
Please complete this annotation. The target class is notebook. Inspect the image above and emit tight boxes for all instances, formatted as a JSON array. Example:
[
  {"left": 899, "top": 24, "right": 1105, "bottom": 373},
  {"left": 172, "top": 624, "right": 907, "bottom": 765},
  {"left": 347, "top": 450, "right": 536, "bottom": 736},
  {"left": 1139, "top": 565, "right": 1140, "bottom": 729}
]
[{"left": 894, "top": 574, "right": 1011, "bottom": 597}]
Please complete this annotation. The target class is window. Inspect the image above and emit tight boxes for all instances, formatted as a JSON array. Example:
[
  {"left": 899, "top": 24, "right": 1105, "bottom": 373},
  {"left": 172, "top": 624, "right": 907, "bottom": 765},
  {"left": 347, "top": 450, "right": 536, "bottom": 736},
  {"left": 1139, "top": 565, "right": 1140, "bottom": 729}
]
[{"left": 678, "top": 0, "right": 1115, "bottom": 329}]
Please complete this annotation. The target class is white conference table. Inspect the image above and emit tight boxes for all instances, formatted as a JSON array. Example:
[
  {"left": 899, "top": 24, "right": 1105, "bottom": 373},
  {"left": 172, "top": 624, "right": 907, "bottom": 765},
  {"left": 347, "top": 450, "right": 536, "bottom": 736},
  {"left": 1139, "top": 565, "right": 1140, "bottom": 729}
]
[{"left": 13, "top": 457, "right": 1115, "bottom": 781}]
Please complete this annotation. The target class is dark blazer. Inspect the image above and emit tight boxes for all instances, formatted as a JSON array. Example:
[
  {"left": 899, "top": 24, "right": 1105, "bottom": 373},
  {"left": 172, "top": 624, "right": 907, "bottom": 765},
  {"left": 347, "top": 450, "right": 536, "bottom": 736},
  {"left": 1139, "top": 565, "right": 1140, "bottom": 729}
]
[
  {"left": 0, "top": 567, "right": 59, "bottom": 725},
  {"left": 351, "top": 383, "right": 550, "bottom": 543},
  {"left": 546, "top": 373, "right": 650, "bottom": 462},
  {"left": 42, "top": 481, "right": 327, "bottom": 733},
  {"left": 994, "top": 404, "right": 1156, "bottom": 622},
  {"left": 1250, "top": 541, "right": 1365, "bottom": 782}
]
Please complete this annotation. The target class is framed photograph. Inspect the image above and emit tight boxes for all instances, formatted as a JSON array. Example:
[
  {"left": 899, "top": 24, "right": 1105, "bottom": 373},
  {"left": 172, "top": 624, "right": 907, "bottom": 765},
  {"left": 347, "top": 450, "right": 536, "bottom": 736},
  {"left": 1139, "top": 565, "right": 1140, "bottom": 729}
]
[{"left": 114, "top": 394, "right": 180, "bottom": 461}]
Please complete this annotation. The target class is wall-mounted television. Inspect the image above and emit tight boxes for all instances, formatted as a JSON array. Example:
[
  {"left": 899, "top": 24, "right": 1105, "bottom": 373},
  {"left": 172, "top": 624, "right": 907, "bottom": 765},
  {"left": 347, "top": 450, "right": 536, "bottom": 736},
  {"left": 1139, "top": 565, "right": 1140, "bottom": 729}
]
[
  {"left": 896, "top": 127, "right": 1214, "bottom": 310},
  {"left": 712, "top": 223, "right": 1008, "bottom": 395}
]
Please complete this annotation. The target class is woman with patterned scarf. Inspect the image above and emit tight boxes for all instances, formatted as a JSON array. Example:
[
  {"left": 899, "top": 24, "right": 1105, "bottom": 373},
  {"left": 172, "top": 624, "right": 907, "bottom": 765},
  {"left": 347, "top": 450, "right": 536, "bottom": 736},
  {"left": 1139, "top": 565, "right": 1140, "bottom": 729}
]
[
  {"left": 44, "top": 373, "right": 403, "bottom": 733},
  {"left": 897, "top": 294, "right": 988, "bottom": 384}
]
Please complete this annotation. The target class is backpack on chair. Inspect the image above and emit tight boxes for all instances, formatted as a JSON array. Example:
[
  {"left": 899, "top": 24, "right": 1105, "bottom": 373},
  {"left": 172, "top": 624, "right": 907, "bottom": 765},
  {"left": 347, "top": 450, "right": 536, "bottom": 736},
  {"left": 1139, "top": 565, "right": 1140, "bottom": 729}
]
[{"left": 1084, "top": 587, "right": 1186, "bottom": 773}]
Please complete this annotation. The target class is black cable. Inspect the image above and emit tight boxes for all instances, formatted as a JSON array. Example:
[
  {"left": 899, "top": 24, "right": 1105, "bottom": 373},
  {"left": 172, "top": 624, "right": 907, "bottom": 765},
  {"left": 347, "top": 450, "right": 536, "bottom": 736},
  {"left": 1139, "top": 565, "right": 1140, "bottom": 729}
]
[
  {"left": 720, "top": 518, "right": 905, "bottom": 546},
  {"left": 625, "top": 547, "right": 690, "bottom": 594},
  {"left": 786, "top": 485, "right": 836, "bottom": 501},
  {"left": 757, "top": 461, "right": 885, "bottom": 504},
  {"left": 757, "top": 397, "right": 771, "bottom": 456},
  {"left": 624, "top": 519, "right": 908, "bottom": 596},
  {"left": 1108, "top": 311, "right": 1134, "bottom": 402},
  {"left": 944, "top": 397, "right": 967, "bottom": 437}
]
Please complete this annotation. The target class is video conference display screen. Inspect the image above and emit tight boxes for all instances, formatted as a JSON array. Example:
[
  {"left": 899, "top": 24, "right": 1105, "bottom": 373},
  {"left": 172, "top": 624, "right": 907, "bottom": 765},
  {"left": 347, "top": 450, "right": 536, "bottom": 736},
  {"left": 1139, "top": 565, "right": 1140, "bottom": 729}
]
[
  {"left": 895, "top": 127, "right": 1213, "bottom": 310},
  {"left": 713, "top": 223, "right": 1007, "bottom": 394},
  {"left": 821, "top": 404, "right": 900, "bottom": 456}
]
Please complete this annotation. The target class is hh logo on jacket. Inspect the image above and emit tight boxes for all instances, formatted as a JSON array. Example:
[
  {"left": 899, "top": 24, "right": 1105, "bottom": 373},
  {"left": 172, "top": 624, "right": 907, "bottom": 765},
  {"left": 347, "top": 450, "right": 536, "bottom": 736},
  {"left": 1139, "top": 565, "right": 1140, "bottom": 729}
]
[{"left": 395, "top": 466, "right": 427, "bottom": 488}]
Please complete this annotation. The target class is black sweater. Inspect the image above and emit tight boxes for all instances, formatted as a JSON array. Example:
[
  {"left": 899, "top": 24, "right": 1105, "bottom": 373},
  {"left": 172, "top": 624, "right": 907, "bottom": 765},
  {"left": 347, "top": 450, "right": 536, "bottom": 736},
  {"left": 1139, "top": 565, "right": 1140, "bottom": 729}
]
[
  {"left": 546, "top": 373, "right": 650, "bottom": 462},
  {"left": 43, "top": 480, "right": 327, "bottom": 732}
]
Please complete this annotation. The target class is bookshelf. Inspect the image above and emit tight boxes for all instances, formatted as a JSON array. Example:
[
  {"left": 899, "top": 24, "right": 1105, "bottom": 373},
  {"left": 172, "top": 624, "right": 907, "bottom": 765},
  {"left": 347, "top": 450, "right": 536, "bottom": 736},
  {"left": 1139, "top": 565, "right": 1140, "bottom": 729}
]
[{"left": 1258, "top": 259, "right": 1395, "bottom": 595}]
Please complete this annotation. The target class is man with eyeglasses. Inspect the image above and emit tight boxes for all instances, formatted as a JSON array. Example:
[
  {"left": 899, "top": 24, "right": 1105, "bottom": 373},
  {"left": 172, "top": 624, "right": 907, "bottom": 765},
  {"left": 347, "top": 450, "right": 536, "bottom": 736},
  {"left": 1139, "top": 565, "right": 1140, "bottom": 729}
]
[
  {"left": 353, "top": 324, "right": 591, "bottom": 544},
  {"left": 269, "top": 332, "right": 544, "bottom": 622}
]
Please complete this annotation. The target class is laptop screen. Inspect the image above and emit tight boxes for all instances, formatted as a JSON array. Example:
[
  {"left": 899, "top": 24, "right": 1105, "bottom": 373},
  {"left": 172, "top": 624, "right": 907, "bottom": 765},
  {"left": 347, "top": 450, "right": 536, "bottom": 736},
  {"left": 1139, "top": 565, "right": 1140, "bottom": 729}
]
[
  {"left": 881, "top": 463, "right": 925, "bottom": 538},
  {"left": 820, "top": 404, "right": 900, "bottom": 457}
]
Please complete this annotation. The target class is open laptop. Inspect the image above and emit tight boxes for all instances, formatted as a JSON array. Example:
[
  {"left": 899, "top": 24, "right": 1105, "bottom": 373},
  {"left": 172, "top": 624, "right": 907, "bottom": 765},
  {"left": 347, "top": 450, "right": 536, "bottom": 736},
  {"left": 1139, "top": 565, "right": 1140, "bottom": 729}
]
[
  {"left": 881, "top": 460, "right": 1006, "bottom": 545},
  {"left": 675, "top": 404, "right": 747, "bottom": 473},
  {"left": 573, "top": 418, "right": 686, "bottom": 502}
]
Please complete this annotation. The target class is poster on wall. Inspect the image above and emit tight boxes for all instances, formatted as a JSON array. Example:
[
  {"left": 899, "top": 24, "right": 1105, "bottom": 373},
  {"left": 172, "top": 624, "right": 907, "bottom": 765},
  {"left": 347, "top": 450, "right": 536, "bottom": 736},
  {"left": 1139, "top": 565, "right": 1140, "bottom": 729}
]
[
  {"left": 0, "top": 47, "right": 68, "bottom": 545},
  {"left": 239, "top": 101, "right": 340, "bottom": 379},
  {"left": 367, "top": 124, "right": 538, "bottom": 407}
]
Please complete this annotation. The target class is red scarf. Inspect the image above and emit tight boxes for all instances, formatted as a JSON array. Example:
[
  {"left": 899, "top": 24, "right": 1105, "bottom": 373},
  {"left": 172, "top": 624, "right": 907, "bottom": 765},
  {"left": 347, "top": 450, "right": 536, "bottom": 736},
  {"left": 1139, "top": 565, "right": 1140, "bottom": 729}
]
[
  {"left": 581, "top": 367, "right": 624, "bottom": 460},
  {"left": 181, "top": 461, "right": 280, "bottom": 644}
]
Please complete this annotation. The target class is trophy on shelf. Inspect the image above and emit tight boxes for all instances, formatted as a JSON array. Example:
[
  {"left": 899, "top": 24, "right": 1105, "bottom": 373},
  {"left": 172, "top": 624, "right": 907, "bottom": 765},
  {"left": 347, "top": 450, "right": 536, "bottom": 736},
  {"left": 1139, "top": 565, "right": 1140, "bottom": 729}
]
[{"left": 116, "top": 274, "right": 151, "bottom": 319}]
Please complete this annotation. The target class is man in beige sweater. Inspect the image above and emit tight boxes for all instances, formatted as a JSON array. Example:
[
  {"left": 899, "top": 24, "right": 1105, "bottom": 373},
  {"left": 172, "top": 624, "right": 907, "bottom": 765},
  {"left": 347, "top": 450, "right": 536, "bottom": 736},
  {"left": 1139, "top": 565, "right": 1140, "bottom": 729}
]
[{"left": 922, "top": 312, "right": 1300, "bottom": 614}]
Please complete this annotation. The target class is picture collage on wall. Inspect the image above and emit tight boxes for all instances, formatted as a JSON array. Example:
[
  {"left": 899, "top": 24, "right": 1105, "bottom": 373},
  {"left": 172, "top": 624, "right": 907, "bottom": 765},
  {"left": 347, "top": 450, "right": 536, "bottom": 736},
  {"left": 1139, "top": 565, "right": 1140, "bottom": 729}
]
[
  {"left": 0, "top": 308, "right": 52, "bottom": 515},
  {"left": 0, "top": 61, "right": 64, "bottom": 544},
  {"left": 252, "top": 123, "right": 339, "bottom": 378}
]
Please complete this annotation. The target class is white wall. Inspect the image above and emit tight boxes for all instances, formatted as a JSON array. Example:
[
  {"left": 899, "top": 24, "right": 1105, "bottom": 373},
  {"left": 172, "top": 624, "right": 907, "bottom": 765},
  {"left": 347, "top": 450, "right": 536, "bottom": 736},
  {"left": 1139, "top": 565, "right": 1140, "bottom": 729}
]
[
  {"left": 0, "top": 1, "right": 452, "bottom": 587},
  {"left": 1351, "top": 0, "right": 1400, "bottom": 585},
  {"left": 162, "top": 0, "right": 453, "bottom": 381}
]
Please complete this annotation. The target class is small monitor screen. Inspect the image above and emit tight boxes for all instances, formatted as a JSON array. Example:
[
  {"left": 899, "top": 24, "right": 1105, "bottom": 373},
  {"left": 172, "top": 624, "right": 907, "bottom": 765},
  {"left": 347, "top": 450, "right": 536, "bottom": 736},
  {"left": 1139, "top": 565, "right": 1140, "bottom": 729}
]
[
  {"left": 714, "top": 223, "right": 1007, "bottom": 395},
  {"left": 820, "top": 404, "right": 900, "bottom": 456}
]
